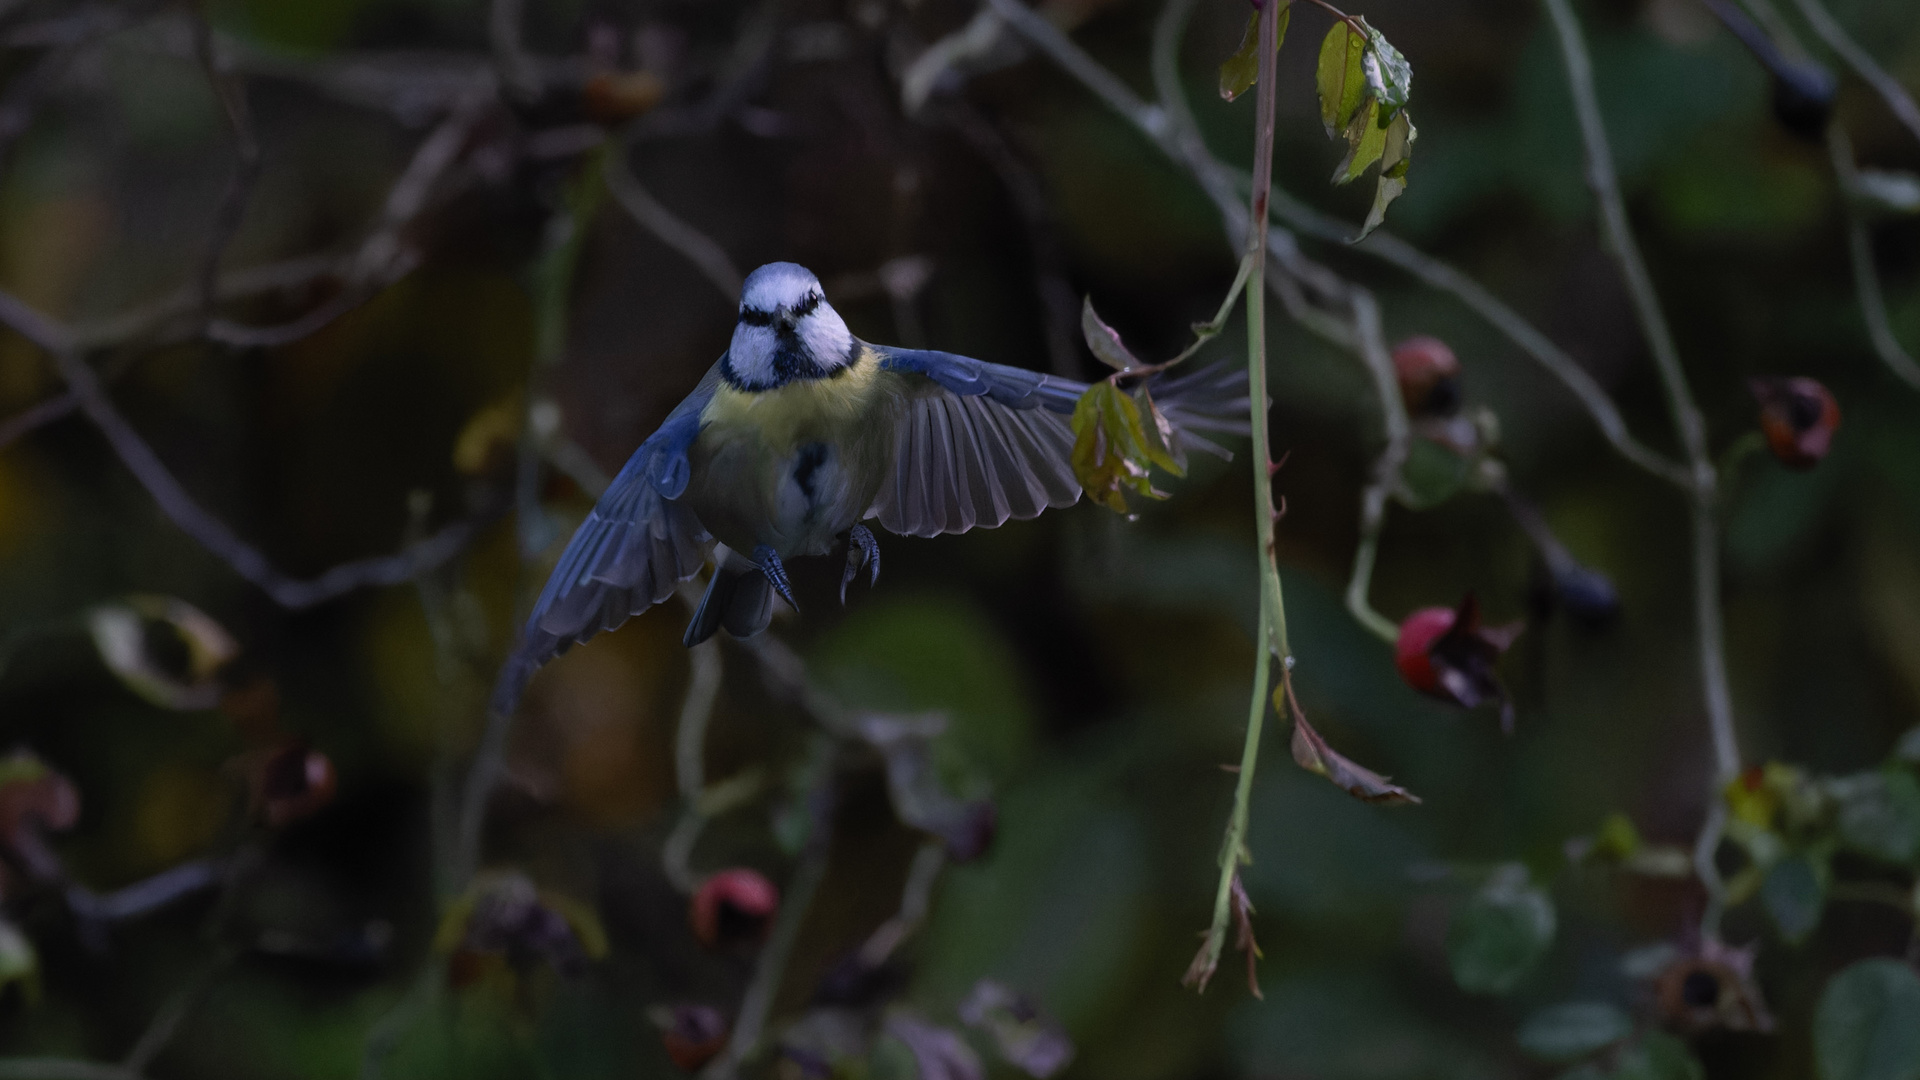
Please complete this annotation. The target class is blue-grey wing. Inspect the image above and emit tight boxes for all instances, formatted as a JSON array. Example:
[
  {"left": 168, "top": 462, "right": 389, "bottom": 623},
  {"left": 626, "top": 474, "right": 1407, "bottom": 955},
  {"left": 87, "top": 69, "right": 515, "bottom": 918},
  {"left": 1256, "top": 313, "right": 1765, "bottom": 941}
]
[
  {"left": 870, "top": 347, "right": 1249, "bottom": 539},
  {"left": 493, "top": 363, "right": 720, "bottom": 712},
  {"left": 869, "top": 347, "right": 1085, "bottom": 538}
]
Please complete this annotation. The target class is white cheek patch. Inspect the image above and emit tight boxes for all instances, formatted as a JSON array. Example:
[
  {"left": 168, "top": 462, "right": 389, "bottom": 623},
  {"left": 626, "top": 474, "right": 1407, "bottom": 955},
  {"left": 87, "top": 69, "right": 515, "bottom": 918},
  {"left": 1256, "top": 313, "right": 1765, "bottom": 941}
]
[
  {"left": 799, "top": 304, "right": 854, "bottom": 371},
  {"left": 727, "top": 323, "right": 778, "bottom": 386}
]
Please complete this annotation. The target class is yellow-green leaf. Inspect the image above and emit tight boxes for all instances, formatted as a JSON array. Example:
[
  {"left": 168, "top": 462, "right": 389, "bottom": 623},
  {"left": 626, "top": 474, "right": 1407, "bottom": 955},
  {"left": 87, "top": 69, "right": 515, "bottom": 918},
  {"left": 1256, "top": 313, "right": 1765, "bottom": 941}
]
[
  {"left": 1219, "top": 4, "right": 1290, "bottom": 103},
  {"left": 1316, "top": 19, "right": 1367, "bottom": 137},
  {"left": 1355, "top": 110, "right": 1415, "bottom": 240},
  {"left": 1333, "top": 97, "right": 1387, "bottom": 184},
  {"left": 1070, "top": 381, "right": 1168, "bottom": 514}
]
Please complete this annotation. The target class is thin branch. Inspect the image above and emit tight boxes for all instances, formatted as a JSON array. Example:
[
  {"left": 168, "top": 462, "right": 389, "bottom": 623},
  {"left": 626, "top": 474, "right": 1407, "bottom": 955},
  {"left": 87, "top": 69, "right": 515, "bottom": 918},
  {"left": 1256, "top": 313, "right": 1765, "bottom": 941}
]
[
  {"left": 1789, "top": 0, "right": 1920, "bottom": 146},
  {"left": 603, "top": 144, "right": 743, "bottom": 301},
  {"left": 120, "top": 950, "right": 234, "bottom": 1074},
  {"left": 487, "top": 0, "right": 540, "bottom": 101},
  {"left": 1344, "top": 483, "right": 1399, "bottom": 644},
  {"left": 1539, "top": 0, "right": 1737, "bottom": 781},
  {"left": 1188, "top": 0, "right": 1285, "bottom": 995},
  {"left": 1827, "top": 125, "right": 1920, "bottom": 390},
  {"left": 856, "top": 841, "right": 947, "bottom": 968},
  {"left": 43, "top": 336, "right": 499, "bottom": 608},
  {"left": 188, "top": 6, "right": 263, "bottom": 334}
]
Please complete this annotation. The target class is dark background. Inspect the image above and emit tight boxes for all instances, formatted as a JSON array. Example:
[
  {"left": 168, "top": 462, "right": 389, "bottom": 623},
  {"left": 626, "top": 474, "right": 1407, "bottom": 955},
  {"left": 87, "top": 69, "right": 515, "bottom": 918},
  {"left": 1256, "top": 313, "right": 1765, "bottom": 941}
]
[{"left": 0, "top": 0, "right": 1916, "bottom": 1076}]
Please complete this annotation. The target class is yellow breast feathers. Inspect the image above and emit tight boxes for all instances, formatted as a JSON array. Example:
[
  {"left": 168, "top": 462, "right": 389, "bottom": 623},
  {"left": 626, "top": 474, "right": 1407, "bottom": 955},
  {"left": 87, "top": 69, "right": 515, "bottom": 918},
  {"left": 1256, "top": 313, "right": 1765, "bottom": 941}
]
[{"left": 700, "top": 346, "right": 886, "bottom": 450}]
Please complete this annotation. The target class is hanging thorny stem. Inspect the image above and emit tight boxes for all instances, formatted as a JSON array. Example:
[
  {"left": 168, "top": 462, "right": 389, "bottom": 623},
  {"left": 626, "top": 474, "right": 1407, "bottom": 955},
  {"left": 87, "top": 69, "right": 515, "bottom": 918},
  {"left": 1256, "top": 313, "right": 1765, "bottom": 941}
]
[
  {"left": 1539, "top": 0, "right": 1741, "bottom": 929},
  {"left": 1187, "top": 0, "right": 1291, "bottom": 994}
]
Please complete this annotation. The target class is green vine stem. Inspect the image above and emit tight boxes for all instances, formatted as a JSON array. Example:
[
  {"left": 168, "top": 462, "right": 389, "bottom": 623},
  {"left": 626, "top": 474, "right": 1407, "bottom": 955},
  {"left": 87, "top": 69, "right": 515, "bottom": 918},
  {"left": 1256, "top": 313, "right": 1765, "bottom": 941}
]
[{"left": 1188, "top": 0, "right": 1293, "bottom": 992}]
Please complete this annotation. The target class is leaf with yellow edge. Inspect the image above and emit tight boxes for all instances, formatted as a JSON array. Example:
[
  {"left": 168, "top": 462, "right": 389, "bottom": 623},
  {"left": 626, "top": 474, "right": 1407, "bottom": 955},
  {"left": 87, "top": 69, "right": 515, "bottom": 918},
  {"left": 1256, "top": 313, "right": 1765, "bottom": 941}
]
[
  {"left": 1070, "top": 381, "right": 1171, "bottom": 514},
  {"left": 1219, "top": 3, "right": 1290, "bottom": 103}
]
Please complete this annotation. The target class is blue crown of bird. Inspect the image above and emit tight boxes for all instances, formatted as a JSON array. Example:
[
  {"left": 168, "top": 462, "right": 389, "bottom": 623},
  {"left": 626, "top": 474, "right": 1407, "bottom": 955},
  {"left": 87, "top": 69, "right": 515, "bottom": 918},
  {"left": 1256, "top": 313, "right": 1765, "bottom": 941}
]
[{"left": 492, "top": 262, "right": 1248, "bottom": 713}]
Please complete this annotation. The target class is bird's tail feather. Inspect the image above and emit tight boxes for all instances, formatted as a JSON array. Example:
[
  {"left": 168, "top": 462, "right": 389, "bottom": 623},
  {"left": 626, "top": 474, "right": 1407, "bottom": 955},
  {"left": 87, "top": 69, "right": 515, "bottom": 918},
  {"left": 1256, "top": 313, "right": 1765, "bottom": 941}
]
[
  {"left": 684, "top": 545, "right": 774, "bottom": 647},
  {"left": 1150, "top": 362, "right": 1252, "bottom": 462}
]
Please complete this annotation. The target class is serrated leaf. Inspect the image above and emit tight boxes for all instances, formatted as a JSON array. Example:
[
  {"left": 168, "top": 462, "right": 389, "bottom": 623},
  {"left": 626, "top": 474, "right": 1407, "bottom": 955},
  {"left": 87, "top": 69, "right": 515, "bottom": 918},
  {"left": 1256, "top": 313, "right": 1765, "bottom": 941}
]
[
  {"left": 1359, "top": 19, "right": 1412, "bottom": 121},
  {"left": 1316, "top": 20, "right": 1367, "bottom": 137},
  {"left": 1080, "top": 297, "right": 1141, "bottom": 371},
  {"left": 1356, "top": 109, "right": 1415, "bottom": 240},
  {"left": 1815, "top": 959, "right": 1920, "bottom": 1080},
  {"left": 1518, "top": 1002, "right": 1633, "bottom": 1062},
  {"left": 1070, "top": 381, "right": 1172, "bottom": 514},
  {"left": 1761, "top": 852, "right": 1826, "bottom": 943},
  {"left": 1447, "top": 864, "right": 1555, "bottom": 995},
  {"left": 1218, "top": 4, "right": 1290, "bottom": 103}
]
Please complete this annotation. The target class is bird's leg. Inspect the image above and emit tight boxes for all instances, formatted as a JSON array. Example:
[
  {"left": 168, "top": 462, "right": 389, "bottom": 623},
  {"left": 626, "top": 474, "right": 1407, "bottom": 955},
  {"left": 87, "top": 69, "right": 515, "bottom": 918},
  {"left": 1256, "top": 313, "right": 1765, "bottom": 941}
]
[
  {"left": 752, "top": 544, "right": 800, "bottom": 612},
  {"left": 841, "top": 524, "right": 881, "bottom": 605}
]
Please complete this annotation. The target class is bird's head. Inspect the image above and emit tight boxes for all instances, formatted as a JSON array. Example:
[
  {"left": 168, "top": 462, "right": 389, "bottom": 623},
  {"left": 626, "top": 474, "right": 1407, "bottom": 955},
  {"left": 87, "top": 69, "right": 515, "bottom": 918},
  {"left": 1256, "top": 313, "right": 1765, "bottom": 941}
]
[{"left": 723, "top": 262, "right": 855, "bottom": 391}]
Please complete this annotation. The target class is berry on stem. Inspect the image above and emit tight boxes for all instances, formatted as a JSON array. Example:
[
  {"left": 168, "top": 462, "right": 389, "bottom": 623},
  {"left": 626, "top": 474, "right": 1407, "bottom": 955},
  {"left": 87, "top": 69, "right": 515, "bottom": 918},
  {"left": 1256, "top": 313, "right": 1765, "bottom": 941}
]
[{"left": 1749, "top": 376, "right": 1839, "bottom": 470}]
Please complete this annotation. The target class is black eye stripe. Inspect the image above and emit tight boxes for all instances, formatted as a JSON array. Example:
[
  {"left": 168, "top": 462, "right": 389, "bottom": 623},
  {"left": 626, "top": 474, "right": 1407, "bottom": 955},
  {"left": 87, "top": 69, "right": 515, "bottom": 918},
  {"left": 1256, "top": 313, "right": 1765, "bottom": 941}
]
[
  {"left": 739, "top": 307, "right": 774, "bottom": 326},
  {"left": 791, "top": 292, "right": 821, "bottom": 318}
]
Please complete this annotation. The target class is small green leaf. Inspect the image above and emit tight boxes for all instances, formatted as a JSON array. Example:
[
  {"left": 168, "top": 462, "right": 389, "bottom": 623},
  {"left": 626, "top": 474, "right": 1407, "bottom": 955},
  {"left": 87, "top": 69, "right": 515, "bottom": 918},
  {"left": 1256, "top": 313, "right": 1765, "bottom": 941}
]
[
  {"left": 1447, "top": 863, "right": 1555, "bottom": 995},
  {"left": 1518, "top": 1002, "right": 1633, "bottom": 1062},
  {"left": 1218, "top": 4, "right": 1290, "bottom": 103},
  {"left": 1356, "top": 109, "right": 1415, "bottom": 240},
  {"left": 1815, "top": 959, "right": 1920, "bottom": 1080},
  {"left": 1399, "top": 436, "right": 1469, "bottom": 506},
  {"left": 1831, "top": 769, "right": 1920, "bottom": 865},
  {"left": 1334, "top": 97, "right": 1388, "bottom": 184},
  {"left": 1614, "top": 1032, "right": 1706, "bottom": 1080},
  {"left": 1761, "top": 852, "right": 1826, "bottom": 943},
  {"left": 1316, "top": 20, "right": 1367, "bottom": 137},
  {"left": 1359, "top": 19, "right": 1412, "bottom": 122},
  {"left": 1080, "top": 297, "right": 1141, "bottom": 371}
]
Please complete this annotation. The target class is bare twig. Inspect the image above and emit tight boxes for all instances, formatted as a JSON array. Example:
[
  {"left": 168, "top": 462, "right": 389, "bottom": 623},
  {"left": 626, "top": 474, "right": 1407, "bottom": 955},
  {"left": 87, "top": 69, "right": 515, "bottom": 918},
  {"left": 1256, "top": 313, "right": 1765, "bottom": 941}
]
[
  {"left": 66, "top": 859, "right": 222, "bottom": 924},
  {"left": 603, "top": 145, "right": 744, "bottom": 300},
  {"left": 1827, "top": 125, "right": 1920, "bottom": 390},
  {"left": 856, "top": 841, "right": 947, "bottom": 967},
  {"left": 487, "top": 0, "right": 540, "bottom": 101},
  {"left": 120, "top": 949, "right": 235, "bottom": 1074},
  {"left": 189, "top": 7, "right": 263, "bottom": 334},
  {"left": 1789, "top": 0, "right": 1920, "bottom": 146}
]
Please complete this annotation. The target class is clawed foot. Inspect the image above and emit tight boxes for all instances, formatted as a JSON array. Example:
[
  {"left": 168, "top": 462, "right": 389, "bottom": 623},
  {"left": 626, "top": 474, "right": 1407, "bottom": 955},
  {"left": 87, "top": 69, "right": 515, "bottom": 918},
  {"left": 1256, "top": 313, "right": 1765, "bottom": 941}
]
[
  {"left": 752, "top": 544, "right": 800, "bottom": 612},
  {"left": 840, "top": 524, "right": 881, "bottom": 605}
]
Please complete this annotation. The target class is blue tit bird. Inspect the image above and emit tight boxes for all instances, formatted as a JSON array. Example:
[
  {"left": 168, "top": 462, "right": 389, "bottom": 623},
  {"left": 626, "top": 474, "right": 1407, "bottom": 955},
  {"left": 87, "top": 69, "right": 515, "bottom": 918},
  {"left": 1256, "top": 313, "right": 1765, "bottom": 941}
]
[{"left": 492, "top": 262, "right": 1245, "bottom": 712}]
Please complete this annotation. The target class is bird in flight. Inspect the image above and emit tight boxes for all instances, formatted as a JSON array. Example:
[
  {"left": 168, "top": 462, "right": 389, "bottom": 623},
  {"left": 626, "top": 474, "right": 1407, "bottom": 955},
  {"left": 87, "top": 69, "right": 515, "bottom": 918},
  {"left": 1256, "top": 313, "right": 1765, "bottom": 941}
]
[{"left": 493, "top": 262, "right": 1244, "bottom": 712}]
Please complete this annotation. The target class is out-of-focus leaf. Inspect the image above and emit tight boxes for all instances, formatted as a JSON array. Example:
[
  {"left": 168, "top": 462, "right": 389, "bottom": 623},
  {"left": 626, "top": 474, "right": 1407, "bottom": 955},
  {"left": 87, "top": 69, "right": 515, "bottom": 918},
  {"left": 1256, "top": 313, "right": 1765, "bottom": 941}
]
[
  {"left": 856, "top": 713, "right": 996, "bottom": 862},
  {"left": 88, "top": 596, "right": 239, "bottom": 710},
  {"left": 452, "top": 395, "right": 522, "bottom": 476},
  {"left": 1518, "top": 1002, "right": 1633, "bottom": 1062},
  {"left": 884, "top": 1011, "right": 984, "bottom": 1080},
  {"left": 1447, "top": 863, "right": 1555, "bottom": 994},
  {"left": 1357, "top": 109, "right": 1415, "bottom": 240},
  {"left": 782, "top": 1008, "right": 873, "bottom": 1079},
  {"left": 1070, "top": 381, "right": 1179, "bottom": 514},
  {"left": 1849, "top": 169, "right": 1920, "bottom": 216},
  {"left": 1285, "top": 699, "right": 1418, "bottom": 804},
  {"left": 1218, "top": 4, "right": 1290, "bottom": 103},
  {"left": 1359, "top": 20, "right": 1412, "bottom": 121},
  {"left": 435, "top": 871, "right": 600, "bottom": 985},
  {"left": 1814, "top": 959, "right": 1920, "bottom": 1080},
  {"left": 1898, "top": 726, "right": 1920, "bottom": 764},
  {"left": 1614, "top": 1032, "right": 1706, "bottom": 1080},
  {"left": 1316, "top": 20, "right": 1368, "bottom": 136},
  {"left": 1829, "top": 769, "right": 1920, "bottom": 865},
  {"left": 1760, "top": 853, "right": 1825, "bottom": 943},
  {"left": 1080, "top": 298, "right": 1142, "bottom": 371},
  {"left": 959, "top": 980, "right": 1074, "bottom": 1078},
  {"left": 0, "top": 917, "right": 36, "bottom": 1005},
  {"left": 1399, "top": 436, "right": 1470, "bottom": 507}
]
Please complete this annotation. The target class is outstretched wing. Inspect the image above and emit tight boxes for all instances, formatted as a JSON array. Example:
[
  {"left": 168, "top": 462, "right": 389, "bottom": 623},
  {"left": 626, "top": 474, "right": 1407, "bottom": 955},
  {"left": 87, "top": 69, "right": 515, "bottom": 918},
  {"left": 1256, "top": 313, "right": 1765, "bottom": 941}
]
[
  {"left": 869, "top": 347, "right": 1248, "bottom": 539},
  {"left": 868, "top": 347, "right": 1087, "bottom": 538},
  {"left": 493, "top": 364, "right": 721, "bottom": 713}
]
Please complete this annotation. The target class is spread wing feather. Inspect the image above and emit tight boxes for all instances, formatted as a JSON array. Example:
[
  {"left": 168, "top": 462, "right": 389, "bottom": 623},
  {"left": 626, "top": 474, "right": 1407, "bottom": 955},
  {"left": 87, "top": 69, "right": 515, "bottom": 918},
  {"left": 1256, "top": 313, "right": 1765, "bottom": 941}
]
[
  {"left": 869, "top": 348, "right": 1084, "bottom": 538},
  {"left": 491, "top": 364, "right": 721, "bottom": 714},
  {"left": 871, "top": 346, "right": 1248, "bottom": 539}
]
